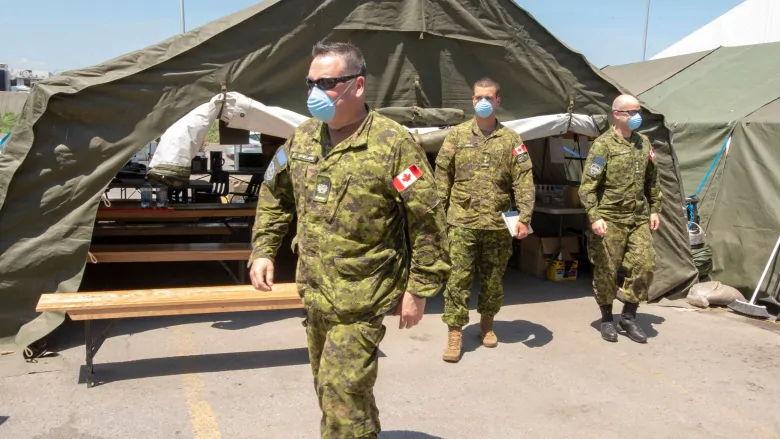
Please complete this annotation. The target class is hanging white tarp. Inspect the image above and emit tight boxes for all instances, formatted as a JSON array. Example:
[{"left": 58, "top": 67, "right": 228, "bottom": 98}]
[{"left": 149, "top": 91, "right": 600, "bottom": 175}]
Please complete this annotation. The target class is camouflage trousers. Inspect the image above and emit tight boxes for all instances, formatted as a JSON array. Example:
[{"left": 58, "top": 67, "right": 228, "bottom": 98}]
[
  {"left": 304, "top": 308, "right": 386, "bottom": 439},
  {"left": 442, "top": 227, "right": 513, "bottom": 328},
  {"left": 586, "top": 222, "right": 656, "bottom": 306}
]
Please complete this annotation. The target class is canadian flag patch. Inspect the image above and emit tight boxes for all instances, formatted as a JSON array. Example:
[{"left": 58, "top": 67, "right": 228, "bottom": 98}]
[
  {"left": 393, "top": 164, "right": 423, "bottom": 191},
  {"left": 512, "top": 144, "right": 528, "bottom": 156},
  {"left": 649, "top": 148, "right": 655, "bottom": 161}
]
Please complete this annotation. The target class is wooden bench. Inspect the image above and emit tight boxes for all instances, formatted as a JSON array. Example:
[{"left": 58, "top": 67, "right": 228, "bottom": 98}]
[
  {"left": 92, "top": 222, "right": 251, "bottom": 237},
  {"left": 87, "top": 243, "right": 253, "bottom": 283},
  {"left": 35, "top": 283, "right": 303, "bottom": 387}
]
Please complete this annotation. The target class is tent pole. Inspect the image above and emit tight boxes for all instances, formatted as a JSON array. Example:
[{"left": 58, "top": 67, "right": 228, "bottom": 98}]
[
  {"left": 642, "top": 0, "right": 651, "bottom": 60},
  {"left": 180, "top": 0, "right": 186, "bottom": 34}
]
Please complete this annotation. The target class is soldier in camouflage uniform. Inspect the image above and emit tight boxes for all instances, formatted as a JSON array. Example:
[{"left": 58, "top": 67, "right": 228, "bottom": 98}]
[
  {"left": 248, "top": 42, "right": 450, "bottom": 439},
  {"left": 435, "top": 77, "right": 535, "bottom": 363},
  {"left": 579, "top": 94, "right": 662, "bottom": 344}
]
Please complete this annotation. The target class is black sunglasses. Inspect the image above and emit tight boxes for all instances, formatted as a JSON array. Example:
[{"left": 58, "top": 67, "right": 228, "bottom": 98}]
[
  {"left": 615, "top": 109, "right": 642, "bottom": 116},
  {"left": 305, "top": 70, "right": 365, "bottom": 91}
]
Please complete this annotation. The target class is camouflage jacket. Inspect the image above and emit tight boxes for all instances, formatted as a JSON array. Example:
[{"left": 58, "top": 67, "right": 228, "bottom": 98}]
[
  {"left": 434, "top": 119, "right": 535, "bottom": 229},
  {"left": 249, "top": 108, "right": 451, "bottom": 322},
  {"left": 579, "top": 128, "right": 663, "bottom": 226}
]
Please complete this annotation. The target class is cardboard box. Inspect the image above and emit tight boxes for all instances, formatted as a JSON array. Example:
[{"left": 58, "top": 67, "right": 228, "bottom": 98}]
[
  {"left": 520, "top": 235, "right": 580, "bottom": 278},
  {"left": 563, "top": 185, "right": 583, "bottom": 208}
]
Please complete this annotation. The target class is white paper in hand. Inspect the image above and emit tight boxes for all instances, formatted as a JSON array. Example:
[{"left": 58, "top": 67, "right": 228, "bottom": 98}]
[{"left": 502, "top": 211, "right": 533, "bottom": 238}]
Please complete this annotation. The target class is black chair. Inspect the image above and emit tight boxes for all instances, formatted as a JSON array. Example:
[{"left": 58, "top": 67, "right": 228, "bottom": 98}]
[
  {"left": 192, "top": 171, "right": 230, "bottom": 203},
  {"left": 229, "top": 173, "right": 263, "bottom": 203}
]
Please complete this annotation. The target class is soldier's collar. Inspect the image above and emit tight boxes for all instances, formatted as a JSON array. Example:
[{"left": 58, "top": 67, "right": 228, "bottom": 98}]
[
  {"left": 608, "top": 127, "right": 638, "bottom": 147},
  {"left": 469, "top": 118, "right": 506, "bottom": 138},
  {"left": 313, "top": 104, "right": 373, "bottom": 149}
]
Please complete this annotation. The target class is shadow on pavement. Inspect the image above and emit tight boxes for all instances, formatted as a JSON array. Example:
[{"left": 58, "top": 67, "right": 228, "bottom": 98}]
[
  {"left": 76, "top": 346, "right": 388, "bottom": 388},
  {"left": 45, "top": 308, "right": 305, "bottom": 354},
  {"left": 462, "top": 319, "right": 554, "bottom": 354},
  {"left": 380, "top": 431, "right": 443, "bottom": 439},
  {"left": 77, "top": 346, "right": 313, "bottom": 387}
]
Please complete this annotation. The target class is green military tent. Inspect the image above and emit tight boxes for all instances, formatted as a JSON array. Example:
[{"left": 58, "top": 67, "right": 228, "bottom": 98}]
[
  {"left": 0, "top": 0, "right": 697, "bottom": 349},
  {"left": 604, "top": 41, "right": 780, "bottom": 297}
]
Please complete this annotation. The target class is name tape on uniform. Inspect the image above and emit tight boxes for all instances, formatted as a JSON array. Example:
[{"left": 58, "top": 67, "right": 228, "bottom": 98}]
[
  {"left": 393, "top": 165, "right": 423, "bottom": 192},
  {"left": 291, "top": 152, "right": 318, "bottom": 164}
]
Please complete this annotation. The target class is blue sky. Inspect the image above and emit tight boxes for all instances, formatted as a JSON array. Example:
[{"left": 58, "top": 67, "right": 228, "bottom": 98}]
[{"left": 0, "top": 0, "right": 743, "bottom": 73}]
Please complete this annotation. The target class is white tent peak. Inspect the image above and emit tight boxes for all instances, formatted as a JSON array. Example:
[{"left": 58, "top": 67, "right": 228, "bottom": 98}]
[{"left": 651, "top": 0, "right": 780, "bottom": 60}]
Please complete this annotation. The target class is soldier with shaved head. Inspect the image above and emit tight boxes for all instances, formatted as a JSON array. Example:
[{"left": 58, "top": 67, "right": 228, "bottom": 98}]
[{"left": 579, "top": 94, "right": 662, "bottom": 344}]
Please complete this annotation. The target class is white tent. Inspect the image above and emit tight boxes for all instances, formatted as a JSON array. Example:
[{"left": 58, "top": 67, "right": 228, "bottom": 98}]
[{"left": 651, "top": 0, "right": 780, "bottom": 60}]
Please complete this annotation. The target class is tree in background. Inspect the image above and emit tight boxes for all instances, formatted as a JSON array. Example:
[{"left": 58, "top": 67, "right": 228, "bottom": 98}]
[
  {"left": 1, "top": 113, "right": 17, "bottom": 134},
  {"left": 206, "top": 120, "right": 219, "bottom": 144}
]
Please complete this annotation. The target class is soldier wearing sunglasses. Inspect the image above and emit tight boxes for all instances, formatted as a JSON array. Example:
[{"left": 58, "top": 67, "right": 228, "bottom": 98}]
[
  {"left": 579, "top": 94, "right": 663, "bottom": 344},
  {"left": 248, "top": 41, "right": 450, "bottom": 439}
]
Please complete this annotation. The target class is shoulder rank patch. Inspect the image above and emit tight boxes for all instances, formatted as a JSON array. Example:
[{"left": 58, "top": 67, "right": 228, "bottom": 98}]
[
  {"left": 275, "top": 147, "right": 288, "bottom": 169},
  {"left": 313, "top": 175, "right": 331, "bottom": 203},
  {"left": 291, "top": 152, "right": 318, "bottom": 164},
  {"left": 649, "top": 148, "right": 655, "bottom": 161},
  {"left": 393, "top": 164, "right": 422, "bottom": 192}
]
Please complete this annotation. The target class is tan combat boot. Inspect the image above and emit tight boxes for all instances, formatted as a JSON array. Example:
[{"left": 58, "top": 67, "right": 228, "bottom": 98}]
[
  {"left": 442, "top": 326, "right": 463, "bottom": 363},
  {"left": 480, "top": 315, "right": 498, "bottom": 347}
]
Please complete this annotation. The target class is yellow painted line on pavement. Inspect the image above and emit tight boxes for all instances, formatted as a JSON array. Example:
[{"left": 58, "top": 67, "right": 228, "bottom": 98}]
[{"left": 173, "top": 325, "right": 222, "bottom": 439}]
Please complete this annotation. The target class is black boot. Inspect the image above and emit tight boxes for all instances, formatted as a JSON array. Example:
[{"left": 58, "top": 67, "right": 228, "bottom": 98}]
[
  {"left": 599, "top": 305, "right": 617, "bottom": 342},
  {"left": 617, "top": 302, "right": 647, "bottom": 343}
]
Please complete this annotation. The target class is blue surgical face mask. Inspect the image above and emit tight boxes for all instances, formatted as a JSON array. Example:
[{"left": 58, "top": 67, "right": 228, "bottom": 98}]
[
  {"left": 474, "top": 98, "right": 494, "bottom": 118},
  {"left": 627, "top": 113, "right": 643, "bottom": 130},
  {"left": 306, "top": 80, "right": 355, "bottom": 123}
]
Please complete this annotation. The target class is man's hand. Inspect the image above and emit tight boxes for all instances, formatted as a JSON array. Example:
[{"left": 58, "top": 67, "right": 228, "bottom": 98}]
[
  {"left": 650, "top": 213, "right": 661, "bottom": 231},
  {"left": 250, "top": 258, "right": 275, "bottom": 291},
  {"left": 396, "top": 291, "right": 426, "bottom": 329},
  {"left": 591, "top": 219, "right": 608, "bottom": 236},
  {"left": 514, "top": 221, "right": 530, "bottom": 239}
]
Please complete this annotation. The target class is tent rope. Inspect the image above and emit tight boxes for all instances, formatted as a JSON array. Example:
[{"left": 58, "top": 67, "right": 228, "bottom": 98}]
[
  {"left": 101, "top": 192, "right": 111, "bottom": 207},
  {"left": 565, "top": 95, "right": 575, "bottom": 133},
  {"left": 88, "top": 252, "right": 98, "bottom": 264},
  {"left": 216, "top": 81, "right": 228, "bottom": 122},
  {"left": 688, "top": 131, "right": 732, "bottom": 232}
]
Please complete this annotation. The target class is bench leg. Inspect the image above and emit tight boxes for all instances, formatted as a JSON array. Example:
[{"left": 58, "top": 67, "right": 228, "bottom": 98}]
[
  {"left": 218, "top": 261, "right": 242, "bottom": 284},
  {"left": 84, "top": 319, "right": 116, "bottom": 388}
]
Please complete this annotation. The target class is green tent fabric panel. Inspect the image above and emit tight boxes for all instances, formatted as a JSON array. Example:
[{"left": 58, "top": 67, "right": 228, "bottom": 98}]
[
  {"left": 668, "top": 121, "right": 734, "bottom": 199},
  {"left": 0, "top": 0, "right": 696, "bottom": 345},
  {"left": 602, "top": 49, "right": 714, "bottom": 96},
  {"left": 703, "top": 118, "right": 780, "bottom": 295},
  {"left": 638, "top": 43, "right": 780, "bottom": 124},
  {"left": 646, "top": 126, "right": 699, "bottom": 301},
  {"left": 743, "top": 97, "right": 780, "bottom": 123}
]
